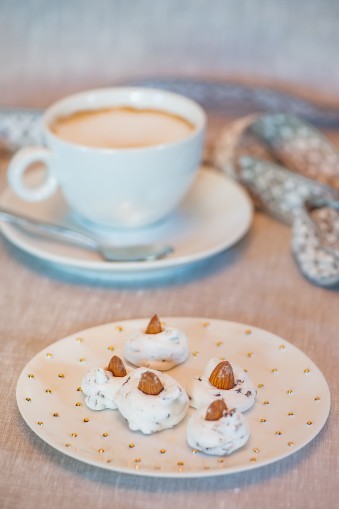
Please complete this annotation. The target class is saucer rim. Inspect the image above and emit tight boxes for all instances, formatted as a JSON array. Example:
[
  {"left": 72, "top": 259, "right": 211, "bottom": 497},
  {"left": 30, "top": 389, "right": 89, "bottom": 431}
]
[{"left": 0, "top": 168, "right": 253, "bottom": 274}]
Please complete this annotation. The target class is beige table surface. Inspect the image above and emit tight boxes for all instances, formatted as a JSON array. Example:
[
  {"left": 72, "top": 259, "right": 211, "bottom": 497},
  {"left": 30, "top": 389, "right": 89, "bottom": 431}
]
[{"left": 0, "top": 107, "right": 338, "bottom": 509}]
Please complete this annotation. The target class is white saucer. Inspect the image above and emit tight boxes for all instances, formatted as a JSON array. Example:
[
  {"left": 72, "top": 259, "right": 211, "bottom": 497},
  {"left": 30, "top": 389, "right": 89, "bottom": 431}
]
[
  {"left": 16, "top": 317, "right": 331, "bottom": 478},
  {"left": 0, "top": 167, "right": 252, "bottom": 281}
]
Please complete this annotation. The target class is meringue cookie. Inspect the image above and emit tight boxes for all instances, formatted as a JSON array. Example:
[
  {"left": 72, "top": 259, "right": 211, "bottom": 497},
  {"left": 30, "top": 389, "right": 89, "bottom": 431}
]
[
  {"left": 187, "top": 401, "right": 250, "bottom": 455},
  {"left": 115, "top": 367, "right": 189, "bottom": 434},
  {"left": 187, "top": 358, "right": 256, "bottom": 412},
  {"left": 124, "top": 320, "right": 189, "bottom": 371},
  {"left": 81, "top": 366, "right": 130, "bottom": 410}
]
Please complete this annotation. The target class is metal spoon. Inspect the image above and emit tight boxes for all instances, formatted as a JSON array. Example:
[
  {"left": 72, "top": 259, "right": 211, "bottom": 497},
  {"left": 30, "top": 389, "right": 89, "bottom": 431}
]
[{"left": 0, "top": 207, "right": 173, "bottom": 262}]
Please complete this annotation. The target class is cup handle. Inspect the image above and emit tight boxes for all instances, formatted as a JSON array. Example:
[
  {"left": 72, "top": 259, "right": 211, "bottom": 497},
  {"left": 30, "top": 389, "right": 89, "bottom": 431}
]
[{"left": 7, "top": 146, "right": 58, "bottom": 202}]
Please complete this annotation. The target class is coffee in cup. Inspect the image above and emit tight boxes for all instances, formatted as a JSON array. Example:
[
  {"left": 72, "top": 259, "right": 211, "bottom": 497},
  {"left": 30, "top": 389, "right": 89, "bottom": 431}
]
[{"left": 50, "top": 107, "right": 195, "bottom": 149}]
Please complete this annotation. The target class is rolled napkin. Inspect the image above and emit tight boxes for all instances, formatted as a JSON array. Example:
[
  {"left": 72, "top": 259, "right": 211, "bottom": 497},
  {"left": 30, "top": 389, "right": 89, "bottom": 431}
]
[
  {"left": 0, "top": 108, "right": 43, "bottom": 151},
  {"left": 214, "top": 113, "right": 339, "bottom": 224},
  {"left": 292, "top": 198, "right": 339, "bottom": 287},
  {"left": 214, "top": 113, "right": 339, "bottom": 287}
]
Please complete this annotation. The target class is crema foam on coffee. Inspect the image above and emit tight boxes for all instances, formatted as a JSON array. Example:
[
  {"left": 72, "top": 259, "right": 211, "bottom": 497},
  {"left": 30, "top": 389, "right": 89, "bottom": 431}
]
[{"left": 51, "top": 107, "right": 195, "bottom": 149}]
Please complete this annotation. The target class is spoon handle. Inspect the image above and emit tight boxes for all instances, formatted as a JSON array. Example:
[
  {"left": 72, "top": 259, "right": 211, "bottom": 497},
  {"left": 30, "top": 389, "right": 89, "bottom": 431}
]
[
  {"left": 0, "top": 207, "right": 98, "bottom": 250},
  {"left": 0, "top": 207, "right": 173, "bottom": 262}
]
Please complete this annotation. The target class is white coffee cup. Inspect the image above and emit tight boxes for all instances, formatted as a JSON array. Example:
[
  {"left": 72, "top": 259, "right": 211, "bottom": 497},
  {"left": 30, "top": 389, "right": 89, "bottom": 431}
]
[{"left": 8, "top": 88, "right": 206, "bottom": 228}]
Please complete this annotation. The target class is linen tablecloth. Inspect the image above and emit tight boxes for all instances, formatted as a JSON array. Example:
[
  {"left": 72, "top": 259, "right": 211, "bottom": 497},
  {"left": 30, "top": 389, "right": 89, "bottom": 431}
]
[{"left": 1, "top": 113, "right": 338, "bottom": 508}]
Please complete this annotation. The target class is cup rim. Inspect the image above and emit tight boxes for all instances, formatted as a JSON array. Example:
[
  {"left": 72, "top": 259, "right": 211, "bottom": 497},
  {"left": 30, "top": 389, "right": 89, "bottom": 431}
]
[{"left": 43, "top": 87, "right": 206, "bottom": 153}]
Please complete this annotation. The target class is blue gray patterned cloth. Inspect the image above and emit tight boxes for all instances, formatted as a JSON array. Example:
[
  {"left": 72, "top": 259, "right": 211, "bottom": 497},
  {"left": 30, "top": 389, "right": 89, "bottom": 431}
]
[{"left": 214, "top": 113, "right": 339, "bottom": 287}]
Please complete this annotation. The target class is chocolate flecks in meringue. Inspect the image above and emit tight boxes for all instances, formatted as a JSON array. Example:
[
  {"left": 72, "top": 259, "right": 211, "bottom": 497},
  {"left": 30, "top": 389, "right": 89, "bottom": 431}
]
[{"left": 121, "top": 376, "right": 131, "bottom": 387}]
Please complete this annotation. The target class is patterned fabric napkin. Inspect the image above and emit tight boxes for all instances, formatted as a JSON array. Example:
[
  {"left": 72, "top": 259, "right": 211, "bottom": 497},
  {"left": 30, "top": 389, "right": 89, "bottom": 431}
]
[
  {"left": 0, "top": 108, "right": 43, "bottom": 151},
  {"left": 214, "top": 114, "right": 339, "bottom": 287}
]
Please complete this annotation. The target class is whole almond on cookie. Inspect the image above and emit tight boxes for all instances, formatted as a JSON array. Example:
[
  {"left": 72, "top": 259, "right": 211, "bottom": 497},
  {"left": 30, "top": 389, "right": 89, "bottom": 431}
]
[
  {"left": 209, "top": 361, "right": 235, "bottom": 390},
  {"left": 205, "top": 399, "right": 228, "bottom": 421},
  {"left": 138, "top": 371, "right": 164, "bottom": 395},
  {"left": 145, "top": 314, "right": 163, "bottom": 334},
  {"left": 107, "top": 356, "right": 127, "bottom": 377}
]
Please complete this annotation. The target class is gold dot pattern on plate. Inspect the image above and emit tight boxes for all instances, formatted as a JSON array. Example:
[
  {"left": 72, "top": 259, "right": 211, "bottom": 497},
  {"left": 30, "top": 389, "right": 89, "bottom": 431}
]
[
  {"left": 245, "top": 329, "right": 252, "bottom": 335},
  {"left": 76, "top": 338, "right": 83, "bottom": 343},
  {"left": 202, "top": 322, "right": 210, "bottom": 327},
  {"left": 17, "top": 317, "right": 331, "bottom": 477},
  {"left": 219, "top": 357, "right": 225, "bottom": 361},
  {"left": 115, "top": 326, "right": 123, "bottom": 332}
]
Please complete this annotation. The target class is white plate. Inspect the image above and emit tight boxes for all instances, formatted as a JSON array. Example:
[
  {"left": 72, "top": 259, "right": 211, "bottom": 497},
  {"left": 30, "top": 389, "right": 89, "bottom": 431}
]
[
  {"left": 0, "top": 167, "right": 252, "bottom": 281},
  {"left": 16, "top": 317, "right": 330, "bottom": 478}
]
